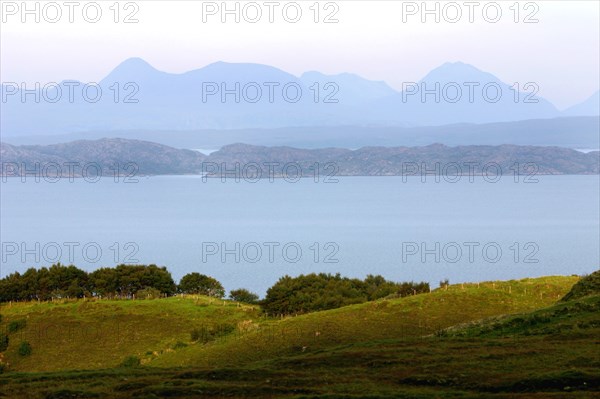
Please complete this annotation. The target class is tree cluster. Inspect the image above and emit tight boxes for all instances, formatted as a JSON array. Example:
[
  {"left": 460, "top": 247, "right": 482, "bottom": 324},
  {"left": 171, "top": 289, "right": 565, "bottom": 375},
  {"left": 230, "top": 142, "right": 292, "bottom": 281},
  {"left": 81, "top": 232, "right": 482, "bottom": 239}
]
[
  {"left": 0, "top": 263, "right": 177, "bottom": 301},
  {"left": 1, "top": 265, "right": 430, "bottom": 317},
  {"left": 261, "top": 273, "right": 429, "bottom": 315}
]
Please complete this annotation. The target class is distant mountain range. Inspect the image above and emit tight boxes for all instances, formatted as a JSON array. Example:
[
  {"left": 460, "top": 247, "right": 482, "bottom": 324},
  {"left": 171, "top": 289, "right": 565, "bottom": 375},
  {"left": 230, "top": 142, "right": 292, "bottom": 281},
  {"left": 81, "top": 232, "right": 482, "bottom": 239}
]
[
  {"left": 1, "top": 58, "right": 598, "bottom": 136},
  {"left": 2, "top": 138, "right": 598, "bottom": 177}
]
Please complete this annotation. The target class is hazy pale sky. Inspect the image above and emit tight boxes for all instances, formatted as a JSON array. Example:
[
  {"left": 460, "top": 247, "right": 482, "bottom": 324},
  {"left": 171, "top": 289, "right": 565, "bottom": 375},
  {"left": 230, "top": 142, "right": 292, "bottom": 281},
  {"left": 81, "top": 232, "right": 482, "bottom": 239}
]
[{"left": 1, "top": 0, "right": 598, "bottom": 109}]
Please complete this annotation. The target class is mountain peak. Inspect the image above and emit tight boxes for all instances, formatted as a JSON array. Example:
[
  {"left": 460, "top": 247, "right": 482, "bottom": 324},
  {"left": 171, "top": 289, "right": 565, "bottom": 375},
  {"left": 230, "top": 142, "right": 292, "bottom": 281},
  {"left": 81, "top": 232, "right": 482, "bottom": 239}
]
[
  {"left": 101, "top": 57, "right": 162, "bottom": 83},
  {"left": 115, "top": 57, "right": 157, "bottom": 71},
  {"left": 429, "top": 61, "right": 486, "bottom": 74},
  {"left": 437, "top": 61, "right": 480, "bottom": 71},
  {"left": 421, "top": 62, "right": 499, "bottom": 84}
]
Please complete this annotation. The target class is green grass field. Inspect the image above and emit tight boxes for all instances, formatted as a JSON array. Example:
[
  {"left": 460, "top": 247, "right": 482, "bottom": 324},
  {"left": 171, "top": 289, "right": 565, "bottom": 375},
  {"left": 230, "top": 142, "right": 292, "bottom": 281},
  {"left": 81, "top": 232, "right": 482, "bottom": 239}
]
[
  {"left": 149, "top": 276, "right": 578, "bottom": 369},
  {"left": 0, "top": 296, "right": 261, "bottom": 372},
  {"left": 1, "top": 274, "right": 599, "bottom": 398}
]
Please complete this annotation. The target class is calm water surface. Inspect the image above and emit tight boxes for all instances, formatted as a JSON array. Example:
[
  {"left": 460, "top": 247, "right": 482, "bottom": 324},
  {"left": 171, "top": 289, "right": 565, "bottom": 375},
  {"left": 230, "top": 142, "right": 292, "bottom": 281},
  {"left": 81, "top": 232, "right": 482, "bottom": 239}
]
[{"left": 1, "top": 175, "right": 598, "bottom": 294}]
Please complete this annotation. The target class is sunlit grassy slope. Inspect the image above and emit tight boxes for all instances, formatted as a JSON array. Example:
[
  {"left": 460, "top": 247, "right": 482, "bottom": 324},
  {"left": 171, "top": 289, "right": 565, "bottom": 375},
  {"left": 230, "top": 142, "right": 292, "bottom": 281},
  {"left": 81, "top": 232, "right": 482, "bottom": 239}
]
[
  {"left": 150, "top": 276, "right": 579, "bottom": 368},
  {"left": 446, "top": 270, "right": 600, "bottom": 338},
  {"left": 0, "top": 275, "right": 577, "bottom": 372},
  {"left": 0, "top": 296, "right": 260, "bottom": 372}
]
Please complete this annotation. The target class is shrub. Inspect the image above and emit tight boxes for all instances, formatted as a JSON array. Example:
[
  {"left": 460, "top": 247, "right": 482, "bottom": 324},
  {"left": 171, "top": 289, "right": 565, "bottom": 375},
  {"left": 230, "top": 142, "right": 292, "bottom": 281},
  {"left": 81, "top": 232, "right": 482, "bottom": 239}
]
[
  {"left": 120, "top": 356, "right": 141, "bottom": 368},
  {"left": 8, "top": 319, "right": 26, "bottom": 333},
  {"left": 178, "top": 273, "right": 225, "bottom": 298},
  {"left": 262, "top": 273, "right": 429, "bottom": 315},
  {"left": 229, "top": 288, "right": 259, "bottom": 304},
  {"left": 0, "top": 334, "right": 8, "bottom": 352},
  {"left": 18, "top": 341, "right": 32, "bottom": 357}
]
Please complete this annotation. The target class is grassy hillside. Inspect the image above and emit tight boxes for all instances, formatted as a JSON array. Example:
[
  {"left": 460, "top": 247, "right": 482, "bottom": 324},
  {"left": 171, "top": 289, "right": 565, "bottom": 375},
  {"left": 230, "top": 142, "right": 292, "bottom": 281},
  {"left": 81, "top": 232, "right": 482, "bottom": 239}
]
[
  {"left": 446, "top": 271, "right": 600, "bottom": 338},
  {"left": 0, "top": 276, "right": 576, "bottom": 373},
  {"left": 0, "top": 296, "right": 260, "bottom": 372},
  {"left": 148, "top": 276, "right": 578, "bottom": 368},
  {"left": 0, "top": 274, "right": 598, "bottom": 398}
]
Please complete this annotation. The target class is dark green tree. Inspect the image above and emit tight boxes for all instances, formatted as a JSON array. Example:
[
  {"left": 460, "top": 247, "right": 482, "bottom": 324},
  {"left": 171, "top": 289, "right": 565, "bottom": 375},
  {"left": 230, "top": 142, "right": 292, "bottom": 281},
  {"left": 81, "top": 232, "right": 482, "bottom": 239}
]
[
  {"left": 178, "top": 273, "right": 225, "bottom": 298},
  {"left": 18, "top": 341, "right": 32, "bottom": 357},
  {"left": 229, "top": 288, "right": 259, "bottom": 304},
  {"left": 262, "top": 273, "right": 429, "bottom": 315}
]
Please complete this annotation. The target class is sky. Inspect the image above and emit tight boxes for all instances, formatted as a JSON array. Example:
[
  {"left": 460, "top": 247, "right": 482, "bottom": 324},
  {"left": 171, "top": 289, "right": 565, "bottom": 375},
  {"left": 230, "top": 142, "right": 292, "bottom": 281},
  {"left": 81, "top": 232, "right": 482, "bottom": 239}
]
[{"left": 1, "top": 0, "right": 599, "bottom": 110}]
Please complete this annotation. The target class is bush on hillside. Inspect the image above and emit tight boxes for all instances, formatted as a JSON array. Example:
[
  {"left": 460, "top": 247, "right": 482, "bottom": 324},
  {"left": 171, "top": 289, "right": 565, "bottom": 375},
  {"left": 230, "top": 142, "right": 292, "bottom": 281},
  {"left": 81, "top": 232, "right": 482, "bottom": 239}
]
[
  {"left": 18, "top": 341, "right": 31, "bottom": 357},
  {"left": 178, "top": 273, "right": 225, "bottom": 298},
  {"left": 8, "top": 319, "right": 26, "bottom": 333},
  {"left": 229, "top": 288, "right": 259, "bottom": 304},
  {"left": 262, "top": 273, "right": 429, "bottom": 315}
]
